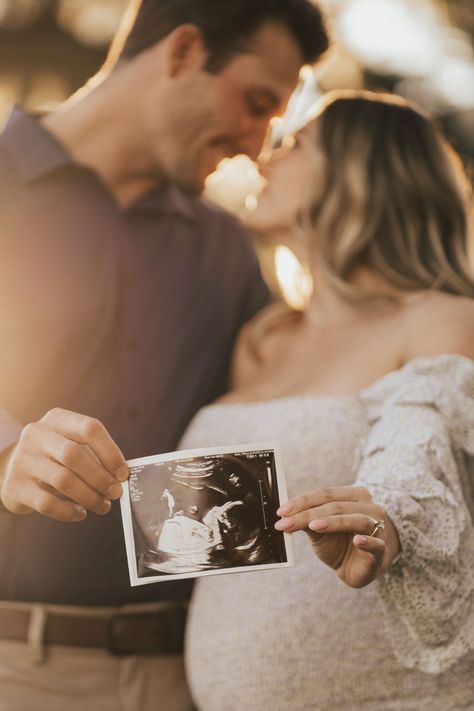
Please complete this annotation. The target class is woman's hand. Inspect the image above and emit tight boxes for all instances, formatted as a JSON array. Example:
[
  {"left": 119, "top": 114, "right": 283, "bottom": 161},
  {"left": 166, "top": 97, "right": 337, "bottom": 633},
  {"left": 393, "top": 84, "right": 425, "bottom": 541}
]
[{"left": 275, "top": 486, "right": 400, "bottom": 588}]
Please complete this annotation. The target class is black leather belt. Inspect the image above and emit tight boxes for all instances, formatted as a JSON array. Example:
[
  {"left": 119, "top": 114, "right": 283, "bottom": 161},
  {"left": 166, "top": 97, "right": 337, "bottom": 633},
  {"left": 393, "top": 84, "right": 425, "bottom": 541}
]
[{"left": 0, "top": 605, "right": 187, "bottom": 655}]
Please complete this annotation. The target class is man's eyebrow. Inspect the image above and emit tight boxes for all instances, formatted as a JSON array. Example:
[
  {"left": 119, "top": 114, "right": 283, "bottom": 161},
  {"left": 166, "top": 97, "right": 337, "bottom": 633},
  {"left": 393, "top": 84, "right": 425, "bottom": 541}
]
[{"left": 245, "top": 87, "right": 282, "bottom": 111}]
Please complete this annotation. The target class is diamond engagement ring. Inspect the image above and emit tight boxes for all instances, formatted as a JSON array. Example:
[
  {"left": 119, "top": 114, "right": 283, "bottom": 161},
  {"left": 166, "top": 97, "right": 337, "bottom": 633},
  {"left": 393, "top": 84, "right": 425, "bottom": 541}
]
[{"left": 369, "top": 519, "right": 385, "bottom": 537}]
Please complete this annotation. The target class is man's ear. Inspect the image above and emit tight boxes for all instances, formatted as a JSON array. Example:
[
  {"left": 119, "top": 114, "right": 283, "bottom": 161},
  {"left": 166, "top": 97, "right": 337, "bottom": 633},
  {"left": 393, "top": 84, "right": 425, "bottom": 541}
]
[{"left": 164, "top": 24, "right": 207, "bottom": 78}]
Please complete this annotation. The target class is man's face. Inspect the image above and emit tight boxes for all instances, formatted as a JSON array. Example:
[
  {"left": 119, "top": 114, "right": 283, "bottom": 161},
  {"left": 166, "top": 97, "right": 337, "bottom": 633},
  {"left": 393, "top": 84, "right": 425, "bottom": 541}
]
[{"left": 153, "top": 22, "right": 304, "bottom": 193}]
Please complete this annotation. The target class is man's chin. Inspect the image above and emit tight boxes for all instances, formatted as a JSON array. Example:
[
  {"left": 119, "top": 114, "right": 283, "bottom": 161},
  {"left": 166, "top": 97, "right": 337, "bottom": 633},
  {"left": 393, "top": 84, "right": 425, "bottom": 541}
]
[{"left": 172, "top": 174, "right": 205, "bottom": 197}]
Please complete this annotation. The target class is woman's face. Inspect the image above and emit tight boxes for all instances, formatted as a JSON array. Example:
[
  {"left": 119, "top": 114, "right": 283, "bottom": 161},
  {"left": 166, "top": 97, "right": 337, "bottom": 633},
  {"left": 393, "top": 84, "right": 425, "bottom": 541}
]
[{"left": 242, "top": 120, "right": 322, "bottom": 234}]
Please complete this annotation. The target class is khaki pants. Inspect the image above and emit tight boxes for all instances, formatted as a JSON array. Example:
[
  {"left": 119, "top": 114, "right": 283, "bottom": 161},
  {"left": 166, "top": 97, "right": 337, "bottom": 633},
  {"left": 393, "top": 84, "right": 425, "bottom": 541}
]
[{"left": 0, "top": 603, "right": 194, "bottom": 711}]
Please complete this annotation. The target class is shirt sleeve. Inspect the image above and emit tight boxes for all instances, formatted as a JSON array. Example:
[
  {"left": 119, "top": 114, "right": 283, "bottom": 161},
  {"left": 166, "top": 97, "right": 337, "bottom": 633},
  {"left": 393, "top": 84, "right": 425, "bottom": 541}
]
[{"left": 356, "top": 355, "right": 474, "bottom": 674}]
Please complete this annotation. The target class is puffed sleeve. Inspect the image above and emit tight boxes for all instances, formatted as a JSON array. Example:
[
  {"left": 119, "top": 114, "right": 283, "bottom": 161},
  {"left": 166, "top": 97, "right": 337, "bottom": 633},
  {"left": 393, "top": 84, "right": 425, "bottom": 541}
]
[{"left": 356, "top": 354, "right": 474, "bottom": 673}]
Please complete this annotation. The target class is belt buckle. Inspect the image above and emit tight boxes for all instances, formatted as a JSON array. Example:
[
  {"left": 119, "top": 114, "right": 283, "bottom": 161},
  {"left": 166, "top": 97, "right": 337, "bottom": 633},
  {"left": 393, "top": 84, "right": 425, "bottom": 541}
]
[{"left": 107, "top": 611, "right": 165, "bottom": 656}]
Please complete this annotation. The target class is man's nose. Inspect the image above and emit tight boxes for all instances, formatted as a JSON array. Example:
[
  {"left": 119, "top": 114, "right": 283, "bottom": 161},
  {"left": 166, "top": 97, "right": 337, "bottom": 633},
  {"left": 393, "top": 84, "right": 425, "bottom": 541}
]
[{"left": 238, "top": 120, "right": 272, "bottom": 163}]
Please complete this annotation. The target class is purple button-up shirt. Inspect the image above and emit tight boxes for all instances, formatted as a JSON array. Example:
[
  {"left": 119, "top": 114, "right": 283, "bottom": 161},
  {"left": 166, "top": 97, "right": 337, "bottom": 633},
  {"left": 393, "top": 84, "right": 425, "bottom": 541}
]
[{"left": 0, "top": 108, "right": 269, "bottom": 605}]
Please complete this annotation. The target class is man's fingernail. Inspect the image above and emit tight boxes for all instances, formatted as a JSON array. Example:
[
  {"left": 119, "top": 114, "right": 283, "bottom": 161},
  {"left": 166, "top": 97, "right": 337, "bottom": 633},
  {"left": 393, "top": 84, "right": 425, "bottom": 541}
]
[
  {"left": 74, "top": 506, "right": 87, "bottom": 520},
  {"left": 115, "top": 465, "right": 129, "bottom": 482},
  {"left": 107, "top": 483, "right": 123, "bottom": 500},
  {"left": 99, "top": 499, "right": 112, "bottom": 515}
]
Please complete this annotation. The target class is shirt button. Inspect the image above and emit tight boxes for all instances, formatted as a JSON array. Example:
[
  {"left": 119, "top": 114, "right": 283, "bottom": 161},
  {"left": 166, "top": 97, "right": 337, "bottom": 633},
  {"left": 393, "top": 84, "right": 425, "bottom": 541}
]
[
  {"left": 128, "top": 407, "right": 140, "bottom": 418},
  {"left": 127, "top": 338, "right": 138, "bottom": 350}
]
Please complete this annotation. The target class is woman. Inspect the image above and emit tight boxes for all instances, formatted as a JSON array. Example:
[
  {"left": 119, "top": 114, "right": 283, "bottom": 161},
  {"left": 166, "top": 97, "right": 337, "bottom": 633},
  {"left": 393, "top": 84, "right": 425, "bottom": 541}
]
[{"left": 180, "top": 90, "right": 474, "bottom": 710}]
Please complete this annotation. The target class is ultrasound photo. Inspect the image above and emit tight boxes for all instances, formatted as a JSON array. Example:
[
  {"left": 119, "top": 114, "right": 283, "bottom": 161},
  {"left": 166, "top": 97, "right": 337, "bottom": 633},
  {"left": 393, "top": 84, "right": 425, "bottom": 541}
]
[{"left": 120, "top": 443, "right": 294, "bottom": 585}]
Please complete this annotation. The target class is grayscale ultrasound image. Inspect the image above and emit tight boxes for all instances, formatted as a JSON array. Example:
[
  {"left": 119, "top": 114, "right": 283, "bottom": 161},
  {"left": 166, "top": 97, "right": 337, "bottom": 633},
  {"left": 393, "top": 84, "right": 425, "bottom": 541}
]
[{"left": 127, "top": 450, "right": 288, "bottom": 578}]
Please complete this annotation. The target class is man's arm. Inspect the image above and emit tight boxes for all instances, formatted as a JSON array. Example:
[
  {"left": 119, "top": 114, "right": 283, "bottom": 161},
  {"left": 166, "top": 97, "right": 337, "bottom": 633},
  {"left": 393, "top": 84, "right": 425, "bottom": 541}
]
[{"left": 0, "top": 408, "right": 129, "bottom": 522}]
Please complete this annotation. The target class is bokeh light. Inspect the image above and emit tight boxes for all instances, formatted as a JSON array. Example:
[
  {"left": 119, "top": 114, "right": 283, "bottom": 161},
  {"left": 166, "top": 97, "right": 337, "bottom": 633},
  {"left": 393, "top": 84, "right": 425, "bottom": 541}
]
[
  {"left": 0, "top": 0, "right": 43, "bottom": 30},
  {"left": 56, "top": 0, "right": 126, "bottom": 47},
  {"left": 337, "top": 0, "right": 440, "bottom": 77},
  {"left": 275, "top": 247, "right": 313, "bottom": 311},
  {"left": 23, "top": 71, "right": 70, "bottom": 112}
]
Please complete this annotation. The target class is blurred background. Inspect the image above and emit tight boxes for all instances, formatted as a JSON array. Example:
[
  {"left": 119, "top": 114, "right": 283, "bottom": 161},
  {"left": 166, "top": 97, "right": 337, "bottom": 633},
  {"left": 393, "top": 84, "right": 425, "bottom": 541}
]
[{"left": 1, "top": 0, "right": 472, "bottom": 305}]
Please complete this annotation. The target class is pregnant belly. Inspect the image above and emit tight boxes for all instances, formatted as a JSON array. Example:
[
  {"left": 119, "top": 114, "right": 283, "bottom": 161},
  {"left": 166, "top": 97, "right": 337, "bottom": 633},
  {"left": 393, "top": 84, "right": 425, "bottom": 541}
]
[{"left": 185, "top": 539, "right": 395, "bottom": 711}]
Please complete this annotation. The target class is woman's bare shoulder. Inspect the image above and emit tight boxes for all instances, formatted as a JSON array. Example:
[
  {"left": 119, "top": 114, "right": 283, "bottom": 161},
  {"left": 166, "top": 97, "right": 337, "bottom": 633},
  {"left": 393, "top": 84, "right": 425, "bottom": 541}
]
[
  {"left": 404, "top": 291, "right": 474, "bottom": 360},
  {"left": 230, "top": 302, "right": 301, "bottom": 388}
]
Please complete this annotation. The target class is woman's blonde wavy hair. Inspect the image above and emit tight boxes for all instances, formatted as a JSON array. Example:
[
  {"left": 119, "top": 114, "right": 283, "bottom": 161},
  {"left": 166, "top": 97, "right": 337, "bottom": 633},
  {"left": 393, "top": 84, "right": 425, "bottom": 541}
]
[{"left": 302, "top": 90, "right": 474, "bottom": 299}]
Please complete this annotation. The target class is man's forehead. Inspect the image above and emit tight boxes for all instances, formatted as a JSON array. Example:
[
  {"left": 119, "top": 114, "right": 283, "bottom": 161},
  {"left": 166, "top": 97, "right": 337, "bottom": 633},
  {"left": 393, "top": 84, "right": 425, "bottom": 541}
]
[
  {"left": 225, "top": 21, "right": 304, "bottom": 93},
  {"left": 247, "top": 21, "right": 304, "bottom": 84}
]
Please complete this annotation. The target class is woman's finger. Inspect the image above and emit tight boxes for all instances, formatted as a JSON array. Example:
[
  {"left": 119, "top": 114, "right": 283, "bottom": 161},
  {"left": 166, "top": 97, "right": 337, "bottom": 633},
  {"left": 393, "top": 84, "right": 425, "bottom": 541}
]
[
  {"left": 352, "top": 534, "right": 386, "bottom": 562},
  {"left": 277, "top": 486, "right": 372, "bottom": 516},
  {"left": 307, "top": 513, "right": 385, "bottom": 537},
  {"left": 279, "top": 500, "right": 384, "bottom": 529},
  {"left": 275, "top": 505, "right": 384, "bottom": 534}
]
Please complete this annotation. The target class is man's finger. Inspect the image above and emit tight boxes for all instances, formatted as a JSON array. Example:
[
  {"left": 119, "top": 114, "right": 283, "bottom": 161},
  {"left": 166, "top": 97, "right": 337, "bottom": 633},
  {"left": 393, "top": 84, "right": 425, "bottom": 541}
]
[
  {"left": 43, "top": 428, "right": 124, "bottom": 500},
  {"left": 41, "top": 459, "right": 114, "bottom": 516},
  {"left": 41, "top": 408, "right": 128, "bottom": 480},
  {"left": 22, "top": 485, "right": 87, "bottom": 523}
]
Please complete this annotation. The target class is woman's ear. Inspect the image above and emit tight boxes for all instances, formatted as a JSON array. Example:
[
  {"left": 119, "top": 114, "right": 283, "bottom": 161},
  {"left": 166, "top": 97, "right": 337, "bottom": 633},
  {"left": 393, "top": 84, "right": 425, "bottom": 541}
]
[{"left": 164, "top": 24, "right": 207, "bottom": 78}]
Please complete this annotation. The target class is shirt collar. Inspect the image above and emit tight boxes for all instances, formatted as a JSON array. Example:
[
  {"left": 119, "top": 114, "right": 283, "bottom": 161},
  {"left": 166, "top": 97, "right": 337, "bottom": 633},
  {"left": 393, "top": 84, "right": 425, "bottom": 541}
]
[
  {"left": 131, "top": 183, "right": 199, "bottom": 224},
  {"left": 1, "top": 106, "right": 199, "bottom": 224},
  {"left": 0, "top": 106, "right": 73, "bottom": 183}
]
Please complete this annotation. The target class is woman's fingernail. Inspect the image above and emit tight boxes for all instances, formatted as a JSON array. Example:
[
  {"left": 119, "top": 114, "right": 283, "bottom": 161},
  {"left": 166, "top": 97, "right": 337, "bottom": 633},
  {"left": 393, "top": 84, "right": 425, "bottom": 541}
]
[
  {"left": 354, "top": 535, "right": 367, "bottom": 545},
  {"left": 275, "top": 518, "right": 293, "bottom": 531},
  {"left": 309, "top": 518, "right": 328, "bottom": 531},
  {"left": 277, "top": 503, "right": 292, "bottom": 516}
]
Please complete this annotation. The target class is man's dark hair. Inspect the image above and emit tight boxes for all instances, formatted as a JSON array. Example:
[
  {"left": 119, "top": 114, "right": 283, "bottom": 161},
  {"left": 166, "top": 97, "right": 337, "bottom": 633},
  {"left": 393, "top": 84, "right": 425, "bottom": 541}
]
[{"left": 113, "top": 0, "right": 329, "bottom": 71}]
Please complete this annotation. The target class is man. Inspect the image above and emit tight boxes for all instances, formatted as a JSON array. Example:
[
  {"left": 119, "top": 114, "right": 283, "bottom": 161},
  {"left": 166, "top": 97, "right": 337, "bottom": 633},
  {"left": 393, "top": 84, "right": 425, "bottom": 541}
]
[{"left": 0, "top": 1, "right": 329, "bottom": 708}]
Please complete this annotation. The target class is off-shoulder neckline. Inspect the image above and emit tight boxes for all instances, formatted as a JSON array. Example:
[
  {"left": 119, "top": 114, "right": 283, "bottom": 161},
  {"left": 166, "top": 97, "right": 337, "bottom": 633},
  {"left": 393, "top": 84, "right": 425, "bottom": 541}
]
[{"left": 202, "top": 353, "right": 474, "bottom": 412}]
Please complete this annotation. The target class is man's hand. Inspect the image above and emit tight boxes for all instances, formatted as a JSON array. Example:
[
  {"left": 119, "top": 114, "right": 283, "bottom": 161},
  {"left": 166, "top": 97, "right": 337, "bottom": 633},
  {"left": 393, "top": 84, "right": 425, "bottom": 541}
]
[
  {"left": 275, "top": 486, "right": 400, "bottom": 588},
  {"left": 0, "top": 408, "right": 129, "bottom": 523}
]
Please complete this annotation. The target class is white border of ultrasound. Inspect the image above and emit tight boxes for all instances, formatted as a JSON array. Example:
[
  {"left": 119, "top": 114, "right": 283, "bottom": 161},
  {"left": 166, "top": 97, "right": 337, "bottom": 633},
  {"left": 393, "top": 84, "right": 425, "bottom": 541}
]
[{"left": 120, "top": 442, "right": 294, "bottom": 586}]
